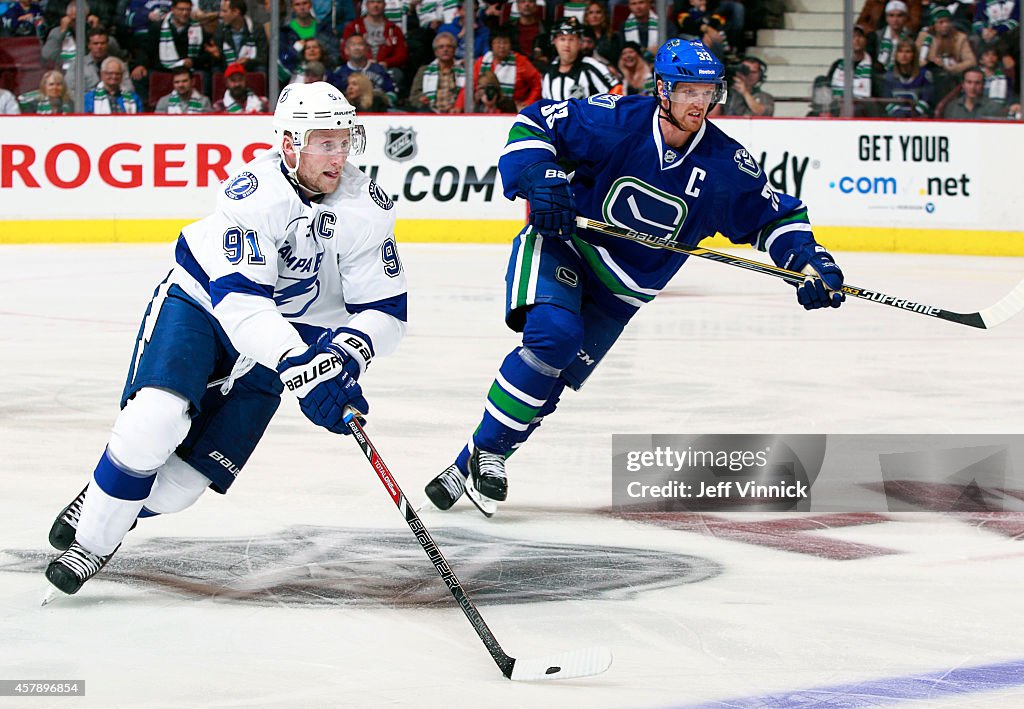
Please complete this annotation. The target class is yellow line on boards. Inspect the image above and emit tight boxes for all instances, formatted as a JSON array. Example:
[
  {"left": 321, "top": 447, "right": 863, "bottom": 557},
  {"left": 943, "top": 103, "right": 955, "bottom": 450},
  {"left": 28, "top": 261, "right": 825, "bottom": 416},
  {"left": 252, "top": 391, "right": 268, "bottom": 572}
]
[{"left": 1, "top": 220, "right": 1022, "bottom": 256}]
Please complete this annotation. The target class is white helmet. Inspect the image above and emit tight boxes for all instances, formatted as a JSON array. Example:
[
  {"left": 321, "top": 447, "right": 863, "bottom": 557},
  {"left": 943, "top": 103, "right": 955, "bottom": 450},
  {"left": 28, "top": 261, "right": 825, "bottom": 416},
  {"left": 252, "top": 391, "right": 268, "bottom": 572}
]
[{"left": 273, "top": 82, "right": 366, "bottom": 185}]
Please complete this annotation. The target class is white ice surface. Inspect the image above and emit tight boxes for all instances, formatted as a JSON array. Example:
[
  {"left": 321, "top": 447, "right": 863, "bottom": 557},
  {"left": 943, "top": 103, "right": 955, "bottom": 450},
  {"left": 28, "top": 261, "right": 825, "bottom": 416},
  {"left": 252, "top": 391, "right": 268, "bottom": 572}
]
[{"left": 3, "top": 243, "right": 1024, "bottom": 708}]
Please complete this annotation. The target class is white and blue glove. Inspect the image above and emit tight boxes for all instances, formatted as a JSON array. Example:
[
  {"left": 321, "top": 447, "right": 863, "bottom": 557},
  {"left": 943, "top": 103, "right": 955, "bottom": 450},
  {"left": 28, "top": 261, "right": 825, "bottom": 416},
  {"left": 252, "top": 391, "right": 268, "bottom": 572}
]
[
  {"left": 519, "top": 161, "right": 576, "bottom": 239},
  {"left": 782, "top": 244, "right": 845, "bottom": 310},
  {"left": 277, "top": 330, "right": 368, "bottom": 434}
]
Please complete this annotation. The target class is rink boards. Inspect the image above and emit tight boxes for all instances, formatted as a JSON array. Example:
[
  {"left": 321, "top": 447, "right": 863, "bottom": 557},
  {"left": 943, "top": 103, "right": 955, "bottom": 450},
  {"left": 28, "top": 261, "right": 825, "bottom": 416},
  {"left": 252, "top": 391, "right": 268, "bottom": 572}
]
[{"left": 0, "top": 113, "right": 1021, "bottom": 254}]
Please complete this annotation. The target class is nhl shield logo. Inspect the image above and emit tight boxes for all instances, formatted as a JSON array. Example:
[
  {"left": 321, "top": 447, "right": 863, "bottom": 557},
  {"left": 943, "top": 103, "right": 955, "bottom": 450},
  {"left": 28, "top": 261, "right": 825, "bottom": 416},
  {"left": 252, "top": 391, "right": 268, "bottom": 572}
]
[
  {"left": 384, "top": 127, "right": 418, "bottom": 162},
  {"left": 733, "top": 148, "right": 762, "bottom": 178}
]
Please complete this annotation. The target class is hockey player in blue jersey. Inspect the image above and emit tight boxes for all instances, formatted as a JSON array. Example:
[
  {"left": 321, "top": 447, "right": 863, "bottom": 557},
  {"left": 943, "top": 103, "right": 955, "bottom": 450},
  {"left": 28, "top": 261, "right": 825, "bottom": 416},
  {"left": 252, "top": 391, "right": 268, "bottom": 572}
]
[
  {"left": 45, "top": 82, "right": 408, "bottom": 596},
  {"left": 424, "top": 38, "right": 844, "bottom": 512}
]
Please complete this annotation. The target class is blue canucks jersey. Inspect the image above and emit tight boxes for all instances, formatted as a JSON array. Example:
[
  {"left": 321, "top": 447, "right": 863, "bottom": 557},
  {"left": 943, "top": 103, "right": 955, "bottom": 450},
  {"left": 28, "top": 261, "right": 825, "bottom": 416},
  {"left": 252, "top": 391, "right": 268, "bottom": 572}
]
[{"left": 499, "top": 94, "right": 816, "bottom": 308}]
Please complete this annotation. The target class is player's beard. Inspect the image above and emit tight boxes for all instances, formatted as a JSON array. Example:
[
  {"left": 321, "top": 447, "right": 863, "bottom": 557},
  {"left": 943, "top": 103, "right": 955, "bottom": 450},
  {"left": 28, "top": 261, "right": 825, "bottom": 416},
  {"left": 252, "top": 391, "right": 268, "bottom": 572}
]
[
  {"left": 296, "top": 153, "right": 345, "bottom": 195},
  {"left": 672, "top": 100, "right": 708, "bottom": 133}
]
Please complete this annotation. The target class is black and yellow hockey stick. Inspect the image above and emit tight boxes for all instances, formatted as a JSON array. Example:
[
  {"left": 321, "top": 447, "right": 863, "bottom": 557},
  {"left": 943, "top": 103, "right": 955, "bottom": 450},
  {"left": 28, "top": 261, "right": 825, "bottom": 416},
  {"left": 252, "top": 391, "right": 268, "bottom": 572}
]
[{"left": 576, "top": 217, "right": 1024, "bottom": 330}]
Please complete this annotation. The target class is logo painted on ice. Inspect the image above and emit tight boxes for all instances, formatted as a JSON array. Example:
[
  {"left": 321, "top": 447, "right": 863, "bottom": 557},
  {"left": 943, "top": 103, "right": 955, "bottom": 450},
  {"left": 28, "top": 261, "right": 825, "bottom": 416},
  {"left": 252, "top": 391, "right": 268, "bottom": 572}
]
[
  {"left": 368, "top": 181, "right": 394, "bottom": 210},
  {"left": 384, "top": 127, "right": 418, "bottom": 162},
  {"left": 225, "top": 171, "right": 258, "bottom": 200},
  {"left": 733, "top": 149, "right": 761, "bottom": 179}
]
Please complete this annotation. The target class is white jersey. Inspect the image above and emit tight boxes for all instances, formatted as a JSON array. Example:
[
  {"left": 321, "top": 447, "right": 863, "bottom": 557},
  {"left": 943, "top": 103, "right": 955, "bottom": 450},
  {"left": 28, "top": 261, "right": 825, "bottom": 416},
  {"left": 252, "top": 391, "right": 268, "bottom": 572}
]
[{"left": 174, "top": 149, "right": 407, "bottom": 373}]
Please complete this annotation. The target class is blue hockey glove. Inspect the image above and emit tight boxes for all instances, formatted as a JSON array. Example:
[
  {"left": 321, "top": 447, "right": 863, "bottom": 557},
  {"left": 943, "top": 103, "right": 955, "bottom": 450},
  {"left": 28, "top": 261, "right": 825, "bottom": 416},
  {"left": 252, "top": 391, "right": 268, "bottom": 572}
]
[
  {"left": 782, "top": 244, "right": 845, "bottom": 310},
  {"left": 519, "top": 161, "right": 576, "bottom": 239},
  {"left": 276, "top": 331, "right": 368, "bottom": 435}
]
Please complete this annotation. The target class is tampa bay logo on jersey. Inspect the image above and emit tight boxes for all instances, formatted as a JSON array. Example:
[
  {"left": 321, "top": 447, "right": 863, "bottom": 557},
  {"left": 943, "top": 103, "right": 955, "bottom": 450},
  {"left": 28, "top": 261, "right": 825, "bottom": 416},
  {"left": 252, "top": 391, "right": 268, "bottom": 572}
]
[
  {"left": 226, "top": 172, "right": 258, "bottom": 200},
  {"left": 733, "top": 149, "right": 762, "bottom": 179},
  {"left": 602, "top": 177, "right": 688, "bottom": 241}
]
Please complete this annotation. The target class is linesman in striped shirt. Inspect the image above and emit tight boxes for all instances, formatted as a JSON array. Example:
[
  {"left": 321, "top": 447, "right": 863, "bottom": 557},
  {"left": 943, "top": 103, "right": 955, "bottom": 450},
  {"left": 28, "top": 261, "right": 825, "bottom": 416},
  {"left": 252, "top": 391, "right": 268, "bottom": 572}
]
[{"left": 541, "top": 17, "right": 622, "bottom": 100}]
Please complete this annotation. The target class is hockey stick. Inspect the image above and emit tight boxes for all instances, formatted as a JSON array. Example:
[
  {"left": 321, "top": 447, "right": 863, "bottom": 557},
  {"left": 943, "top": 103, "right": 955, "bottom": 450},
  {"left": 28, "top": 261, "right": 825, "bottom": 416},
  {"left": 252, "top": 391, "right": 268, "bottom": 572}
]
[
  {"left": 342, "top": 408, "right": 612, "bottom": 681},
  {"left": 577, "top": 217, "right": 1024, "bottom": 330}
]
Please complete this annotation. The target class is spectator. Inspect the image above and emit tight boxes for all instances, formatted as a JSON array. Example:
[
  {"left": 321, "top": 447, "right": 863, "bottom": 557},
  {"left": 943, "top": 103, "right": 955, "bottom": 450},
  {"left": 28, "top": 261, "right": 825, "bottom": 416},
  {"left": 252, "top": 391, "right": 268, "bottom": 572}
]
[
  {"left": 978, "top": 45, "right": 1013, "bottom": 104},
  {"left": 583, "top": 1, "right": 620, "bottom": 66},
  {"left": 541, "top": 17, "right": 621, "bottom": 100},
  {"left": 918, "top": 7, "right": 976, "bottom": 79},
  {"left": 715, "top": 0, "right": 747, "bottom": 52},
  {"left": 154, "top": 0, "right": 206, "bottom": 71},
  {"left": 84, "top": 56, "right": 143, "bottom": 112},
  {"left": 871, "top": 0, "right": 916, "bottom": 71},
  {"left": 620, "top": 0, "right": 658, "bottom": 58},
  {"left": 280, "top": 0, "right": 338, "bottom": 67},
  {"left": 408, "top": 30, "right": 465, "bottom": 112},
  {"left": 345, "top": 70, "right": 390, "bottom": 110},
  {"left": 616, "top": 40, "right": 654, "bottom": 95},
  {"left": 437, "top": 0, "right": 489, "bottom": 60},
  {"left": 510, "top": 0, "right": 548, "bottom": 68},
  {"left": 467, "top": 26, "right": 541, "bottom": 110},
  {"left": 881, "top": 38, "right": 933, "bottom": 117},
  {"left": 342, "top": 0, "right": 408, "bottom": 82},
  {"left": 285, "top": 36, "right": 334, "bottom": 82},
  {"left": 857, "top": 0, "right": 923, "bottom": 35},
  {"left": 208, "top": 0, "right": 269, "bottom": 73},
  {"left": 329, "top": 34, "right": 397, "bottom": 106},
  {"left": 826, "top": 24, "right": 878, "bottom": 116},
  {"left": 43, "top": 0, "right": 119, "bottom": 35},
  {"left": 42, "top": 3, "right": 127, "bottom": 74},
  {"left": 67, "top": 26, "right": 136, "bottom": 96},
  {"left": 404, "top": 0, "right": 445, "bottom": 76},
  {"left": 212, "top": 60, "right": 269, "bottom": 110},
  {"left": 718, "top": 55, "right": 773, "bottom": 115},
  {"left": 315, "top": 0, "right": 353, "bottom": 36},
  {"left": 18, "top": 69, "right": 74, "bottom": 113},
  {"left": 941, "top": 65, "right": 1009, "bottom": 118},
  {"left": 971, "top": 0, "right": 1020, "bottom": 57},
  {"left": 0, "top": 87, "right": 19, "bottom": 113},
  {"left": 295, "top": 58, "right": 326, "bottom": 82},
  {"left": 466, "top": 68, "right": 516, "bottom": 112},
  {"left": 698, "top": 13, "right": 733, "bottom": 64},
  {"left": 2, "top": 0, "right": 44, "bottom": 37},
  {"left": 154, "top": 66, "right": 213, "bottom": 111}
]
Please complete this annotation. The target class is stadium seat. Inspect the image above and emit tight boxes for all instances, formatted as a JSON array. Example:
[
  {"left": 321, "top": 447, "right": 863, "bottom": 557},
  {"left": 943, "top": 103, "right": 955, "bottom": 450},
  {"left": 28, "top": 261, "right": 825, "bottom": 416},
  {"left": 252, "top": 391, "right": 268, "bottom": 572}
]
[
  {"left": 0, "top": 36, "right": 45, "bottom": 100},
  {"left": 612, "top": 5, "right": 630, "bottom": 31}
]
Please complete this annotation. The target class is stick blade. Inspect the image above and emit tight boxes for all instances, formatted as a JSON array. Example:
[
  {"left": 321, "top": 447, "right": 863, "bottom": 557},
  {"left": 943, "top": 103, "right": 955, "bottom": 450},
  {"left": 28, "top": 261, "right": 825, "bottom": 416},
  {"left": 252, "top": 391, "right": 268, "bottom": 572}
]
[
  {"left": 510, "top": 646, "right": 613, "bottom": 682},
  {"left": 979, "top": 278, "right": 1024, "bottom": 329}
]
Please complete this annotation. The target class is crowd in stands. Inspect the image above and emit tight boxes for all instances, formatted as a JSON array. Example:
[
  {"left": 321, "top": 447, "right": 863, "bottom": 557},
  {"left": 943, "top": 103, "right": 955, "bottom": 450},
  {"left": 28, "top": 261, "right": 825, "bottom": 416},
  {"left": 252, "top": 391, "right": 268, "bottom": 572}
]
[
  {"left": 0, "top": 0, "right": 1018, "bottom": 118},
  {"left": 0, "top": 0, "right": 777, "bottom": 114},
  {"left": 815, "top": 0, "right": 1021, "bottom": 120}
]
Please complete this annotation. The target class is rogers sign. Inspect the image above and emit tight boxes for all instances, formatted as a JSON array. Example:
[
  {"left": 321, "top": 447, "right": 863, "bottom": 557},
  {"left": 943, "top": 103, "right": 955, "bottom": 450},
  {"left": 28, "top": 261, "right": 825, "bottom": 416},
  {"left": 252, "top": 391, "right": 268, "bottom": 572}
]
[{"left": 1, "top": 141, "right": 272, "bottom": 189}]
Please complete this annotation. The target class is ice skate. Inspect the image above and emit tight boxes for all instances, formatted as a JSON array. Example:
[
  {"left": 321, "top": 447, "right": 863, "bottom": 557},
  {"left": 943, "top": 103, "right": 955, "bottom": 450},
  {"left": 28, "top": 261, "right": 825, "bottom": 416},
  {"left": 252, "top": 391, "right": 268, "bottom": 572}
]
[
  {"left": 48, "top": 486, "right": 87, "bottom": 551},
  {"left": 425, "top": 464, "right": 466, "bottom": 510},
  {"left": 49, "top": 485, "right": 134, "bottom": 551},
  {"left": 470, "top": 448, "right": 507, "bottom": 502},
  {"left": 44, "top": 541, "right": 119, "bottom": 595}
]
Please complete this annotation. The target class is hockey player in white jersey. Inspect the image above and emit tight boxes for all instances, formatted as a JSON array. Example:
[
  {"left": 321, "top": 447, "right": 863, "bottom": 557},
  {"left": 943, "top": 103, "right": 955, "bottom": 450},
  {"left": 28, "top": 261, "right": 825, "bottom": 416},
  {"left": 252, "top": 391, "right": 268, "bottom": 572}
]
[{"left": 45, "top": 82, "right": 408, "bottom": 596}]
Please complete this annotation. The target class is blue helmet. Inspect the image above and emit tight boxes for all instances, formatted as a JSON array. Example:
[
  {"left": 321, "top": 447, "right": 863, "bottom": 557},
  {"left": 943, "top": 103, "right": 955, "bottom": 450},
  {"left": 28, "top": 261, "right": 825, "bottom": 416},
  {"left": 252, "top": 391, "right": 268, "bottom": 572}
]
[{"left": 654, "top": 38, "right": 726, "bottom": 103}]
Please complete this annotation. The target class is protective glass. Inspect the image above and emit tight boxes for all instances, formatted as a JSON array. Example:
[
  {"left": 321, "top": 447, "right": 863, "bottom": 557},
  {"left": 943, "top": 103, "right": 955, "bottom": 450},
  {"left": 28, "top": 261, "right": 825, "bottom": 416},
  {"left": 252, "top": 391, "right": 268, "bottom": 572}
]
[
  {"left": 299, "top": 125, "right": 367, "bottom": 157},
  {"left": 667, "top": 84, "right": 725, "bottom": 105}
]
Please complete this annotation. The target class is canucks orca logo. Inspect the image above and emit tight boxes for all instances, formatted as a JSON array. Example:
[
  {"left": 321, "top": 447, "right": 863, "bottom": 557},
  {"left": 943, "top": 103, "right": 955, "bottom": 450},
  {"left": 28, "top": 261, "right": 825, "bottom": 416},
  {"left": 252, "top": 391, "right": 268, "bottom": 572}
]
[
  {"left": 733, "top": 149, "right": 762, "bottom": 178},
  {"left": 602, "top": 177, "right": 688, "bottom": 240},
  {"left": 226, "top": 172, "right": 258, "bottom": 200},
  {"left": 369, "top": 181, "right": 394, "bottom": 210}
]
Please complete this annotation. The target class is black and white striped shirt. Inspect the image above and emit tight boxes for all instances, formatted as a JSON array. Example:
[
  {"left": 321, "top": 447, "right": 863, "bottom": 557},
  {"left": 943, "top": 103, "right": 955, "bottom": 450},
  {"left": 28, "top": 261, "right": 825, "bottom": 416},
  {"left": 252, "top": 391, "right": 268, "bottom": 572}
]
[{"left": 541, "top": 57, "right": 622, "bottom": 101}]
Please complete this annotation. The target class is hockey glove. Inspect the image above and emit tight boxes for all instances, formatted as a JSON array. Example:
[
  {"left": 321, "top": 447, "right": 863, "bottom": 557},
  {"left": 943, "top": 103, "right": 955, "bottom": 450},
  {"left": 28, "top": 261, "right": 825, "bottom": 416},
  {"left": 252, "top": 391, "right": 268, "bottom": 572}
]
[
  {"left": 276, "top": 330, "right": 368, "bottom": 435},
  {"left": 782, "top": 244, "right": 845, "bottom": 310},
  {"left": 519, "top": 161, "right": 576, "bottom": 239}
]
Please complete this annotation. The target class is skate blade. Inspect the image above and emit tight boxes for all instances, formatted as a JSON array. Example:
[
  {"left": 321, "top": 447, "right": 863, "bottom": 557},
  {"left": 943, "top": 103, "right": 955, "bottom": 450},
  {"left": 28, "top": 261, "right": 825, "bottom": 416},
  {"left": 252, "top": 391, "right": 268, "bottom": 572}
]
[
  {"left": 464, "top": 476, "right": 497, "bottom": 518},
  {"left": 41, "top": 585, "right": 59, "bottom": 607}
]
